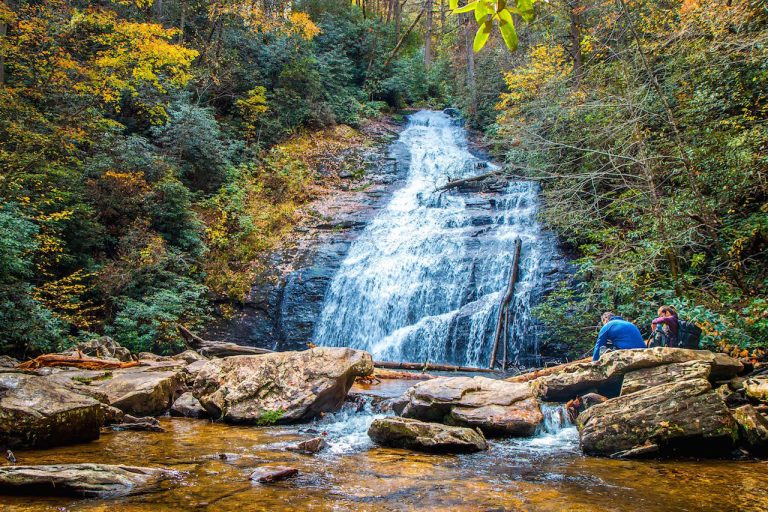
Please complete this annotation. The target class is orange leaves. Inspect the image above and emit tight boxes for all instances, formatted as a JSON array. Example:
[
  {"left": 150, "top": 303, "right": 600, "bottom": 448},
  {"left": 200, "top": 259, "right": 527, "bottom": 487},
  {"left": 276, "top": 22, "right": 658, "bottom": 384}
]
[{"left": 288, "top": 12, "right": 321, "bottom": 40}]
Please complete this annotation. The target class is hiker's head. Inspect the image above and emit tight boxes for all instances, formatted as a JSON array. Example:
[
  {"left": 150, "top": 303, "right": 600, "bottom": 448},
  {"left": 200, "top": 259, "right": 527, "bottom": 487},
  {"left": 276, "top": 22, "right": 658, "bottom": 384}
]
[
  {"left": 601, "top": 312, "right": 615, "bottom": 325},
  {"left": 658, "top": 305, "right": 677, "bottom": 318}
]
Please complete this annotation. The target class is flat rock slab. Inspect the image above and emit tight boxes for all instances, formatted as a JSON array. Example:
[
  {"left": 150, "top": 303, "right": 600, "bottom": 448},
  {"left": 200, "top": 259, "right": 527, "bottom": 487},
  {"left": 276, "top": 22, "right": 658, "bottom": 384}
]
[
  {"left": 577, "top": 378, "right": 737, "bottom": 458},
  {"left": 368, "top": 417, "right": 488, "bottom": 453},
  {"left": 193, "top": 347, "right": 373, "bottom": 424},
  {"left": 0, "top": 372, "right": 105, "bottom": 449},
  {"left": 621, "top": 361, "right": 712, "bottom": 395},
  {"left": 402, "top": 376, "right": 542, "bottom": 436},
  {"left": 0, "top": 464, "right": 174, "bottom": 497},
  {"left": 96, "top": 365, "right": 185, "bottom": 417},
  {"left": 531, "top": 348, "right": 743, "bottom": 401},
  {"left": 250, "top": 466, "right": 299, "bottom": 483}
]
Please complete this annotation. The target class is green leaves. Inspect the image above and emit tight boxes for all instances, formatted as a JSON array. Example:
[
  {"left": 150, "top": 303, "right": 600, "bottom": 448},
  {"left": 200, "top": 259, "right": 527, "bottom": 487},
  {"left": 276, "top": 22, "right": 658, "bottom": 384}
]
[
  {"left": 497, "top": 9, "right": 518, "bottom": 51},
  {"left": 473, "top": 21, "right": 492, "bottom": 52},
  {"left": 451, "top": 0, "right": 535, "bottom": 52}
]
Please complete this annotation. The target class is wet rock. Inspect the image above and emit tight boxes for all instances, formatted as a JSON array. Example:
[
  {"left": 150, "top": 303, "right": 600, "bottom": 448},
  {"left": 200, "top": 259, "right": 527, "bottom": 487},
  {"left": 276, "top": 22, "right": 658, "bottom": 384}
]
[
  {"left": 577, "top": 378, "right": 737, "bottom": 458},
  {"left": 97, "top": 366, "right": 185, "bottom": 417},
  {"left": 250, "top": 466, "right": 299, "bottom": 483},
  {"left": 566, "top": 393, "right": 607, "bottom": 422},
  {"left": 109, "top": 415, "right": 164, "bottom": 432},
  {"left": 192, "top": 348, "right": 373, "bottom": 424},
  {"left": 621, "top": 361, "right": 712, "bottom": 395},
  {"left": 368, "top": 417, "right": 488, "bottom": 453},
  {"left": 745, "top": 376, "right": 768, "bottom": 402},
  {"left": 286, "top": 437, "right": 326, "bottom": 454},
  {"left": 67, "top": 336, "right": 133, "bottom": 362},
  {"left": 378, "top": 395, "right": 410, "bottom": 415},
  {"left": 0, "top": 372, "right": 105, "bottom": 449},
  {"left": 531, "top": 348, "right": 743, "bottom": 401},
  {"left": 171, "top": 392, "right": 208, "bottom": 419},
  {"left": 0, "top": 356, "right": 19, "bottom": 368},
  {"left": 732, "top": 404, "right": 768, "bottom": 455},
  {"left": 402, "top": 376, "right": 542, "bottom": 436},
  {"left": 0, "top": 464, "right": 174, "bottom": 497}
]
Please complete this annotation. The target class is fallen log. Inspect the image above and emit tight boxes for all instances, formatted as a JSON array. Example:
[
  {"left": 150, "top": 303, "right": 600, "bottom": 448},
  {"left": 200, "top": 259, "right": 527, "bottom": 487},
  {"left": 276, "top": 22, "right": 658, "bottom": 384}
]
[
  {"left": 374, "top": 361, "right": 497, "bottom": 373},
  {"left": 436, "top": 165, "right": 533, "bottom": 193},
  {"left": 177, "top": 325, "right": 273, "bottom": 357},
  {"left": 506, "top": 357, "right": 592, "bottom": 383},
  {"left": 17, "top": 354, "right": 140, "bottom": 371},
  {"left": 374, "top": 368, "right": 436, "bottom": 380}
]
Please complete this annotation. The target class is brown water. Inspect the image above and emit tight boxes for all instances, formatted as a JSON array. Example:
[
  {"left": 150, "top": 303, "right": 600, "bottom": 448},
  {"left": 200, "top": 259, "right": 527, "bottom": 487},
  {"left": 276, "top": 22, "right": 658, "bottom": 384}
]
[{"left": 3, "top": 397, "right": 768, "bottom": 512}]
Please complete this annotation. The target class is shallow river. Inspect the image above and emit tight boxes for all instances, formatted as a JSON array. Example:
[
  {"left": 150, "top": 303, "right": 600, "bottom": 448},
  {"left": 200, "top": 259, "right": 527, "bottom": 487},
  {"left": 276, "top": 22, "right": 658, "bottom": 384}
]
[{"left": 4, "top": 390, "right": 767, "bottom": 512}]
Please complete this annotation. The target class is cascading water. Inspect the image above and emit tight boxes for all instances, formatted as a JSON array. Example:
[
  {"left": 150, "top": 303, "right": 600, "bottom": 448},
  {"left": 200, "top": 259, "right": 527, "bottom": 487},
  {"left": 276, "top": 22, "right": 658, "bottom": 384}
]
[{"left": 313, "top": 110, "right": 556, "bottom": 367}]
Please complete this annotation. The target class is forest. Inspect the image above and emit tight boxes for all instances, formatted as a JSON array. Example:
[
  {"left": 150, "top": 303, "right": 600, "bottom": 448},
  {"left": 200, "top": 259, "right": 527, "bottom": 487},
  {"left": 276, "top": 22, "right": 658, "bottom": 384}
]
[{"left": 0, "top": 0, "right": 766, "bottom": 360}]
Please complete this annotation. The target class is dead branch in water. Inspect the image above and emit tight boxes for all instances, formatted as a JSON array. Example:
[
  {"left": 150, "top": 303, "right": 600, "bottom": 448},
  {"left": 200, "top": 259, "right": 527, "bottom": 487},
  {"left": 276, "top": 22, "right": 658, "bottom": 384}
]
[{"left": 489, "top": 238, "right": 522, "bottom": 370}]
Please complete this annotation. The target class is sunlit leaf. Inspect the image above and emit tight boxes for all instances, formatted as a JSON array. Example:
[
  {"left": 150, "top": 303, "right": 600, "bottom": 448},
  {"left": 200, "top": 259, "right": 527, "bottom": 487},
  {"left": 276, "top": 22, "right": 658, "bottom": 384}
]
[
  {"left": 450, "top": 0, "right": 459, "bottom": 9},
  {"left": 498, "top": 13, "right": 518, "bottom": 51},
  {"left": 474, "top": 0, "right": 492, "bottom": 23},
  {"left": 473, "top": 21, "right": 492, "bottom": 52}
]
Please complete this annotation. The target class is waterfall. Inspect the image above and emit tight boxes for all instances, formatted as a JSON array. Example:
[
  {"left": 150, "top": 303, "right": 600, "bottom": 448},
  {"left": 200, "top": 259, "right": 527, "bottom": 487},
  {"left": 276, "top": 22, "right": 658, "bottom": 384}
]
[{"left": 313, "top": 110, "right": 556, "bottom": 367}]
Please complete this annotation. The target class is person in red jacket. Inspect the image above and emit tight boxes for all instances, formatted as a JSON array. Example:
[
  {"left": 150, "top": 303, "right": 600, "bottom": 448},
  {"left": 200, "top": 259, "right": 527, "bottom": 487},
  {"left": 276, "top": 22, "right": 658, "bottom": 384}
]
[{"left": 648, "top": 305, "right": 679, "bottom": 347}]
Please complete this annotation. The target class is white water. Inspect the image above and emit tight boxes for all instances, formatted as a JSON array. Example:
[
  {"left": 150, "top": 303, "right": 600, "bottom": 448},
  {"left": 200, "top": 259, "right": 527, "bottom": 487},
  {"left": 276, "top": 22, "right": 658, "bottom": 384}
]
[{"left": 313, "top": 110, "right": 555, "bottom": 366}]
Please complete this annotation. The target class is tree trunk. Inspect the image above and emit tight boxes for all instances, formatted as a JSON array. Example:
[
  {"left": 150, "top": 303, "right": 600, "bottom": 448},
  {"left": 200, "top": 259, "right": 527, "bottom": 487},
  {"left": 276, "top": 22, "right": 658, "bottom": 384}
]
[
  {"left": 179, "top": 0, "right": 186, "bottom": 43},
  {"left": 463, "top": 14, "right": 477, "bottom": 116},
  {"left": 384, "top": 5, "right": 426, "bottom": 67},
  {"left": 568, "top": 0, "right": 583, "bottom": 84},
  {"left": 424, "top": 0, "right": 434, "bottom": 70},
  {"left": 0, "top": 22, "right": 6, "bottom": 85}
]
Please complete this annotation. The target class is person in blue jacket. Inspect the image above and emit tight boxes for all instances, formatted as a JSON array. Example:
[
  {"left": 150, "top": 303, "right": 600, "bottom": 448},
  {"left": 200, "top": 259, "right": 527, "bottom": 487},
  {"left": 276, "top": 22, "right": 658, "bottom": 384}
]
[{"left": 592, "top": 311, "right": 646, "bottom": 361}]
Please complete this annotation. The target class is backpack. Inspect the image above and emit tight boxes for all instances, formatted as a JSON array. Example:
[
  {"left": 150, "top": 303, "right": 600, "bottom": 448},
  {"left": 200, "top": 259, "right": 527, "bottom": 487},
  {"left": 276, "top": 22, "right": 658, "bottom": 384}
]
[{"left": 676, "top": 319, "right": 702, "bottom": 349}]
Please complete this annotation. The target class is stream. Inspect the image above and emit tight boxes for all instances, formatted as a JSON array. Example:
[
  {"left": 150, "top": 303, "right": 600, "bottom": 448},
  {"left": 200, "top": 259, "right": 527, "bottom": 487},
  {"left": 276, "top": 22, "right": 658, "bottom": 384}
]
[{"left": 5, "top": 388, "right": 767, "bottom": 511}]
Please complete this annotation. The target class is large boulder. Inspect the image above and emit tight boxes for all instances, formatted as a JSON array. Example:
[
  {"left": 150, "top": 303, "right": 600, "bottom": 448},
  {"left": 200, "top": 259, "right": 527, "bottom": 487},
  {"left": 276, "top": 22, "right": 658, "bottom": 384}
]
[
  {"left": 0, "top": 464, "right": 174, "bottom": 497},
  {"left": 368, "top": 417, "right": 488, "bottom": 453},
  {"left": 732, "top": 404, "right": 768, "bottom": 455},
  {"left": 401, "top": 376, "right": 542, "bottom": 436},
  {"left": 621, "top": 361, "right": 711, "bottom": 395},
  {"left": 745, "top": 376, "right": 768, "bottom": 403},
  {"left": 577, "top": 378, "right": 737, "bottom": 458},
  {"left": 96, "top": 365, "right": 185, "bottom": 416},
  {"left": 66, "top": 336, "right": 132, "bottom": 362},
  {"left": 192, "top": 347, "right": 373, "bottom": 424},
  {"left": 0, "top": 372, "right": 105, "bottom": 449},
  {"left": 170, "top": 392, "right": 208, "bottom": 419},
  {"left": 531, "top": 348, "right": 743, "bottom": 401}
]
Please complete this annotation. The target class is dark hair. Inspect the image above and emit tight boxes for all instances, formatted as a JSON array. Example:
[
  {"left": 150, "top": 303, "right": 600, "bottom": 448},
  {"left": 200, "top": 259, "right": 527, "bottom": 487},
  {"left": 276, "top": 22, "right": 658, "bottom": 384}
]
[{"left": 658, "top": 305, "right": 678, "bottom": 317}]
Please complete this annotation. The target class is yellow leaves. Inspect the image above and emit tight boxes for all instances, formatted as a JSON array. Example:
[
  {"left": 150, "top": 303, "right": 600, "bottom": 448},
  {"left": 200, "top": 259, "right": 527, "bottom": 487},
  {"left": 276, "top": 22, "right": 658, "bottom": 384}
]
[
  {"left": 32, "top": 269, "right": 101, "bottom": 329},
  {"left": 236, "top": 87, "right": 269, "bottom": 142},
  {"left": 497, "top": 44, "right": 572, "bottom": 110},
  {"left": 213, "top": 2, "right": 319, "bottom": 39},
  {"left": 288, "top": 12, "right": 321, "bottom": 40}
]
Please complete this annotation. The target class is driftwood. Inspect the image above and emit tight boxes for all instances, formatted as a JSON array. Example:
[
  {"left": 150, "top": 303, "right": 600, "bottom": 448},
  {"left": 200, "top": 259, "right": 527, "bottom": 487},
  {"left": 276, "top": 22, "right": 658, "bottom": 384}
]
[
  {"left": 17, "top": 354, "right": 140, "bottom": 371},
  {"left": 506, "top": 357, "right": 592, "bottom": 383},
  {"left": 177, "top": 325, "right": 273, "bottom": 357},
  {"left": 489, "top": 238, "right": 522, "bottom": 369},
  {"left": 374, "top": 368, "right": 436, "bottom": 380},
  {"left": 437, "top": 165, "right": 536, "bottom": 193},
  {"left": 374, "top": 360, "right": 497, "bottom": 373}
]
